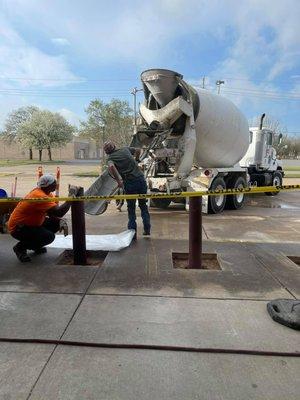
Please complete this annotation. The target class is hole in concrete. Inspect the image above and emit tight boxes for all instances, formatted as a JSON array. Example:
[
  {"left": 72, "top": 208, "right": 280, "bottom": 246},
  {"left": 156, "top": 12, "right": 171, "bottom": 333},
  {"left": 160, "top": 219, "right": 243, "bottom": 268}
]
[
  {"left": 287, "top": 256, "right": 300, "bottom": 267},
  {"left": 56, "top": 250, "right": 108, "bottom": 266},
  {"left": 172, "top": 252, "right": 221, "bottom": 270}
]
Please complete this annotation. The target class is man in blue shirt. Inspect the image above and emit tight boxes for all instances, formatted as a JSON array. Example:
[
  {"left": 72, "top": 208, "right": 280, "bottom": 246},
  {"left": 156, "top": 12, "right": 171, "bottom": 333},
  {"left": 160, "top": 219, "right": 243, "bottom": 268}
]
[{"left": 104, "top": 141, "right": 151, "bottom": 238}]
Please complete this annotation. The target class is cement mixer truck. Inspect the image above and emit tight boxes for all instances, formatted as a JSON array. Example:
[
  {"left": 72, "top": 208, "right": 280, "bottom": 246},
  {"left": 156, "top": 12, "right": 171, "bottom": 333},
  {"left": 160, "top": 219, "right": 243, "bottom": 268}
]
[
  {"left": 84, "top": 68, "right": 283, "bottom": 216},
  {"left": 132, "top": 68, "right": 284, "bottom": 213}
]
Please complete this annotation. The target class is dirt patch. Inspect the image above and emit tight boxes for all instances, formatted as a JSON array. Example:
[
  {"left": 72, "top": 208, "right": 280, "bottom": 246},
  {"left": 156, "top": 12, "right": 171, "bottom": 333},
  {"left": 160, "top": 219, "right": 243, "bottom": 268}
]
[
  {"left": 56, "top": 249, "right": 108, "bottom": 266},
  {"left": 172, "top": 252, "right": 221, "bottom": 270}
]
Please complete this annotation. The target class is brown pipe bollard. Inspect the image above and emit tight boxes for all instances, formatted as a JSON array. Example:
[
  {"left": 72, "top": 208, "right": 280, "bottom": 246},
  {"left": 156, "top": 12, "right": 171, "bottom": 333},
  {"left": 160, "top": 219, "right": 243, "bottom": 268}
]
[
  {"left": 71, "top": 187, "right": 87, "bottom": 265},
  {"left": 188, "top": 196, "right": 202, "bottom": 269}
]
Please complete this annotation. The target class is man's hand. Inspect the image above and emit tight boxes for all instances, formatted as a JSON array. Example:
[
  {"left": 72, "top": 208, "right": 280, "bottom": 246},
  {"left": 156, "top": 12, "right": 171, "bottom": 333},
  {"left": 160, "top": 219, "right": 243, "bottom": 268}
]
[
  {"left": 59, "top": 219, "right": 69, "bottom": 237},
  {"left": 117, "top": 180, "right": 124, "bottom": 189},
  {"left": 68, "top": 185, "right": 81, "bottom": 197}
]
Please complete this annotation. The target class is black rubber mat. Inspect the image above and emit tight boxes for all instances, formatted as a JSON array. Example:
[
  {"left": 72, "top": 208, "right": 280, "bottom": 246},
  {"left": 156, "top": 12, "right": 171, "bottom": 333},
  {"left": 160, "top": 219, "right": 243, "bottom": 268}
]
[{"left": 267, "top": 299, "right": 300, "bottom": 330}]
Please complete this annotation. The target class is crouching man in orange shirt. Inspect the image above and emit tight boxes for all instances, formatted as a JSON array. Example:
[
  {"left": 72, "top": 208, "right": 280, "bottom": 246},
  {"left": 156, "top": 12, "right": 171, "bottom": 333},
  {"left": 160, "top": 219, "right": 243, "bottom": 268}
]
[{"left": 8, "top": 174, "right": 73, "bottom": 262}]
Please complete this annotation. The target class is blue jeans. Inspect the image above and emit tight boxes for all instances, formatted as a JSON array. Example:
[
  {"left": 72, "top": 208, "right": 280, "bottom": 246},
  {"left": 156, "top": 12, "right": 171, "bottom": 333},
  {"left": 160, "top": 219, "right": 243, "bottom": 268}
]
[{"left": 124, "top": 177, "right": 151, "bottom": 233}]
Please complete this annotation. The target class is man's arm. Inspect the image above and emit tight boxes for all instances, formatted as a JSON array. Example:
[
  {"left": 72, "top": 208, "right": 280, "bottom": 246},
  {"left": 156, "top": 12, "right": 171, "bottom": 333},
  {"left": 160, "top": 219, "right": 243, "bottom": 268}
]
[
  {"left": 47, "top": 201, "right": 72, "bottom": 218},
  {"left": 129, "top": 147, "right": 141, "bottom": 161},
  {"left": 47, "top": 185, "right": 81, "bottom": 218},
  {"left": 107, "top": 161, "right": 123, "bottom": 188}
]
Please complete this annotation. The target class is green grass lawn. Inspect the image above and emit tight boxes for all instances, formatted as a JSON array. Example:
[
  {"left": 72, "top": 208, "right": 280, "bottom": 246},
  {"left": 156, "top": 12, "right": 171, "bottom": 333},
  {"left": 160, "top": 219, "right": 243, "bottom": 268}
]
[
  {"left": 0, "top": 160, "right": 65, "bottom": 167},
  {"left": 284, "top": 166, "right": 300, "bottom": 171},
  {"left": 284, "top": 173, "right": 300, "bottom": 178},
  {"left": 72, "top": 170, "right": 100, "bottom": 177},
  {"left": 0, "top": 172, "right": 21, "bottom": 177}
]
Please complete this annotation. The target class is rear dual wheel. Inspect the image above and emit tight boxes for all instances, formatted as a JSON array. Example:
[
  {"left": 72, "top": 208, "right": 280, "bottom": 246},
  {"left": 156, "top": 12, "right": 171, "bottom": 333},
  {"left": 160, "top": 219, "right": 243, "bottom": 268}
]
[
  {"left": 226, "top": 176, "right": 247, "bottom": 210},
  {"left": 208, "top": 176, "right": 246, "bottom": 214},
  {"left": 208, "top": 177, "right": 227, "bottom": 214}
]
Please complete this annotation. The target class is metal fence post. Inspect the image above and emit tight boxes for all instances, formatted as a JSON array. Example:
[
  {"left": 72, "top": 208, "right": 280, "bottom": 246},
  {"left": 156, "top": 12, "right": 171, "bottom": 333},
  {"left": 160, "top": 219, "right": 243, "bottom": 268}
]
[
  {"left": 188, "top": 196, "right": 202, "bottom": 269},
  {"left": 71, "top": 187, "right": 87, "bottom": 265}
]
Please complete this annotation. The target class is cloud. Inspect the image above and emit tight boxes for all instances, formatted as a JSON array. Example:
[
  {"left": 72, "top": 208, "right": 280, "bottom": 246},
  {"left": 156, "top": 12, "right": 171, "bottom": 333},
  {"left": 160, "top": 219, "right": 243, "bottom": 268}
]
[
  {"left": 1, "top": 0, "right": 299, "bottom": 131},
  {"left": 58, "top": 108, "right": 81, "bottom": 126},
  {"left": 0, "top": 0, "right": 235, "bottom": 64},
  {"left": 51, "top": 37, "right": 70, "bottom": 46},
  {"left": 0, "top": 15, "right": 78, "bottom": 87},
  {"left": 3, "top": 0, "right": 299, "bottom": 77}
]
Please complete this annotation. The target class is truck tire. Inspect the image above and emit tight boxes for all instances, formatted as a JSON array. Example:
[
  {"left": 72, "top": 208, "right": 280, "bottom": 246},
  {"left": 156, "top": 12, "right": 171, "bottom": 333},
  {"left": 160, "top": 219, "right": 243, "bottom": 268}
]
[
  {"left": 208, "top": 177, "right": 227, "bottom": 214},
  {"left": 265, "top": 171, "right": 282, "bottom": 196},
  {"left": 150, "top": 198, "right": 171, "bottom": 209},
  {"left": 226, "top": 176, "right": 246, "bottom": 210}
]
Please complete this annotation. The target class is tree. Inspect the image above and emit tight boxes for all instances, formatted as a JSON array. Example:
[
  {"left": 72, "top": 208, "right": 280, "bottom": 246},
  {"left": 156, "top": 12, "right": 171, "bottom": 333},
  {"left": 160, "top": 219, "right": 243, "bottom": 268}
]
[
  {"left": 1, "top": 106, "right": 39, "bottom": 159},
  {"left": 19, "top": 110, "right": 75, "bottom": 161},
  {"left": 79, "top": 99, "right": 133, "bottom": 162}
]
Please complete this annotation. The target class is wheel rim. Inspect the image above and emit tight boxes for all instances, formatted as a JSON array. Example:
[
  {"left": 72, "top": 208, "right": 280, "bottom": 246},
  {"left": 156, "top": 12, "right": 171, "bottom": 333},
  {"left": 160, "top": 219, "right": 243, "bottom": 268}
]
[
  {"left": 215, "top": 184, "right": 225, "bottom": 207},
  {"left": 273, "top": 175, "right": 281, "bottom": 186},
  {"left": 236, "top": 183, "right": 244, "bottom": 203}
]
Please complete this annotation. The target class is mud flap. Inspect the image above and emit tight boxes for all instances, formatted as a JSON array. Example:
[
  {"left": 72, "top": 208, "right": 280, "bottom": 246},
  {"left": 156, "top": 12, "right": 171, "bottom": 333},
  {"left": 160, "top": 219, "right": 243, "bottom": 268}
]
[{"left": 267, "top": 299, "right": 300, "bottom": 330}]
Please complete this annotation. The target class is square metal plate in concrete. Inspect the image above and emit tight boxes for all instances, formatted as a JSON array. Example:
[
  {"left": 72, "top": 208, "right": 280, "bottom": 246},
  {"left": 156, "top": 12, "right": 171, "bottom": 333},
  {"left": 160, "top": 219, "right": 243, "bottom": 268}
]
[
  {"left": 29, "top": 346, "right": 300, "bottom": 400},
  {"left": 0, "top": 293, "right": 81, "bottom": 339},
  {"left": 0, "top": 342, "right": 54, "bottom": 400},
  {"left": 63, "top": 295, "right": 299, "bottom": 353}
]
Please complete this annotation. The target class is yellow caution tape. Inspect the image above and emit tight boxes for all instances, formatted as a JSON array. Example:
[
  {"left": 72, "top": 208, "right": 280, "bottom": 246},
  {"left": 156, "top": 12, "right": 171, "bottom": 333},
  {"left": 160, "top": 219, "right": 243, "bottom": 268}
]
[{"left": 0, "top": 184, "right": 299, "bottom": 203}]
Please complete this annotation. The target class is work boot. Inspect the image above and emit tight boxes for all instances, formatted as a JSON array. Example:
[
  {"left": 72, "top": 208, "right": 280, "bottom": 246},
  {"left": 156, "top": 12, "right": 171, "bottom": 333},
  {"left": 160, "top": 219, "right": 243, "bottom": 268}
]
[
  {"left": 34, "top": 247, "right": 47, "bottom": 255},
  {"left": 143, "top": 230, "right": 151, "bottom": 236},
  {"left": 13, "top": 243, "right": 31, "bottom": 262}
]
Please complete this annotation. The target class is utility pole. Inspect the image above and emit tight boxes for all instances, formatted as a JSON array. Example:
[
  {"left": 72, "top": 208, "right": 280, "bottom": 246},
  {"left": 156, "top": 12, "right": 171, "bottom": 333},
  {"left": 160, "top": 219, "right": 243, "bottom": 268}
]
[
  {"left": 202, "top": 76, "right": 205, "bottom": 89},
  {"left": 101, "top": 126, "right": 105, "bottom": 169},
  {"left": 131, "top": 87, "right": 143, "bottom": 132},
  {"left": 216, "top": 80, "right": 225, "bottom": 94}
]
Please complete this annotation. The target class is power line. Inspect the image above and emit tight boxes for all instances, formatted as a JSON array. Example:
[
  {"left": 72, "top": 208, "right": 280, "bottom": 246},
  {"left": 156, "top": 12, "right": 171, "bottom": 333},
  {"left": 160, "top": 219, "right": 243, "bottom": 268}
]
[
  {"left": 194, "top": 83, "right": 300, "bottom": 100},
  {"left": 204, "top": 76, "right": 300, "bottom": 86},
  {"left": 1, "top": 75, "right": 299, "bottom": 86},
  {"left": 0, "top": 89, "right": 131, "bottom": 94},
  {"left": 0, "top": 76, "right": 137, "bottom": 82},
  {"left": 0, "top": 92, "right": 131, "bottom": 98},
  {"left": 3, "top": 84, "right": 300, "bottom": 98},
  {"left": 222, "top": 89, "right": 300, "bottom": 101},
  {"left": 223, "top": 86, "right": 300, "bottom": 96}
]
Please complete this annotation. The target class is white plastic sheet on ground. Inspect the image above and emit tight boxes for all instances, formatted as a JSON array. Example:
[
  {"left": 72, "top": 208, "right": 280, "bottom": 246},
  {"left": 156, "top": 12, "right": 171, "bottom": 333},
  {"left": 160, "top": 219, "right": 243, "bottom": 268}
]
[{"left": 48, "top": 230, "right": 135, "bottom": 251}]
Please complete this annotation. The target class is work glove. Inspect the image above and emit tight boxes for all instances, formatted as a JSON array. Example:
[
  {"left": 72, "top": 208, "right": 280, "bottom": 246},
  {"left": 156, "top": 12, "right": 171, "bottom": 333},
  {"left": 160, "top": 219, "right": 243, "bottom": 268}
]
[
  {"left": 68, "top": 185, "right": 81, "bottom": 197},
  {"left": 59, "top": 218, "right": 69, "bottom": 237}
]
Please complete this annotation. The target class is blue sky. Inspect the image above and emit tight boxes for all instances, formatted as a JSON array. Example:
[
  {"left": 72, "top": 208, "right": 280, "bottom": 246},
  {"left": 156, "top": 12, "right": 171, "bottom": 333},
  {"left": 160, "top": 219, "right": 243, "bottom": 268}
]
[{"left": 0, "top": 0, "right": 300, "bottom": 134}]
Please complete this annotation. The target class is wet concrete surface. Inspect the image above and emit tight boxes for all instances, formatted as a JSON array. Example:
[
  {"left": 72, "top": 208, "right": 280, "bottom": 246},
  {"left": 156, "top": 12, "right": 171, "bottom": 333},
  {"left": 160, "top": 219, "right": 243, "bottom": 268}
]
[
  {"left": 0, "top": 188, "right": 299, "bottom": 398},
  {"left": 0, "top": 236, "right": 98, "bottom": 294},
  {"left": 0, "top": 292, "right": 81, "bottom": 339},
  {"left": 88, "top": 239, "right": 295, "bottom": 299}
]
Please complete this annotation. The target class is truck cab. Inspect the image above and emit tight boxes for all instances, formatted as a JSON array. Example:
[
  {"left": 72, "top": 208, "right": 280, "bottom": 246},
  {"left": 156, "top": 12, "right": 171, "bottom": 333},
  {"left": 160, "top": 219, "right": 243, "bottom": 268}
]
[
  {"left": 240, "top": 127, "right": 282, "bottom": 172},
  {"left": 239, "top": 115, "right": 284, "bottom": 192}
]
